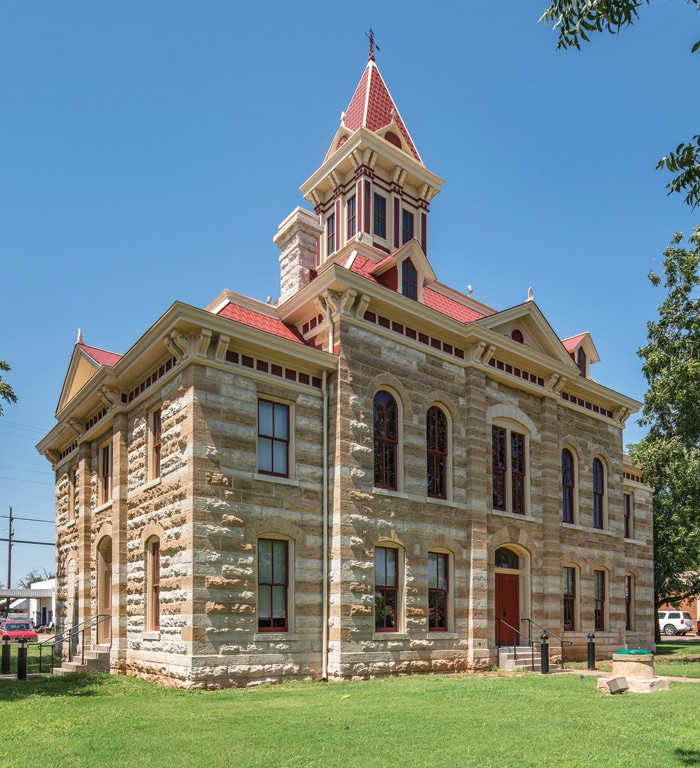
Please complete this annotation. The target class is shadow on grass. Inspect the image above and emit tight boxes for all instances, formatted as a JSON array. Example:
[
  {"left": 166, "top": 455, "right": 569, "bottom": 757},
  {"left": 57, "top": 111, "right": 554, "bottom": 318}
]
[
  {"left": 675, "top": 748, "right": 700, "bottom": 766},
  {"left": 0, "top": 672, "right": 111, "bottom": 701}
]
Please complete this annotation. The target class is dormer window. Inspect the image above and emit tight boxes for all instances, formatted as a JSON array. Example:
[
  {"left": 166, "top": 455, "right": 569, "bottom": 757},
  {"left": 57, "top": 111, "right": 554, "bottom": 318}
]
[
  {"left": 374, "top": 194, "right": 386, "bottom": 239},
  {"left": 327, "top": 213, "right": 336, "bottom": 256},
  {"left": 576, "top": 348, "right": 586, "bottom": 377},
  {"left": 402, "top": 259, "right": 418, "bottom": 300},
  {"left": 402, "top": 210, "right": 414, "bottom": 245}
]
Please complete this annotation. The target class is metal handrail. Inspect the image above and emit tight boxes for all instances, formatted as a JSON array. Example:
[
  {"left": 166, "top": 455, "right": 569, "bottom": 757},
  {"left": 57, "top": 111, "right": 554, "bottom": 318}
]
[
  {"left": 521, "top": 618, "right": 574, "bottom": 669},
  {"left": 38, "top": 614, "right": 111, "bottom": 673},
  {"left": 495, "top": 618, "right": 536, "bottom": 671}
]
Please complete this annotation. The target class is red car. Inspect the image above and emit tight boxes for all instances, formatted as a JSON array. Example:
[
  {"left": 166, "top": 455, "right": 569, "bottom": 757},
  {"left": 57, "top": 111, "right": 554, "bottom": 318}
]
[{"left": 0, "top": 619, "right": 39, "bottom": 642}]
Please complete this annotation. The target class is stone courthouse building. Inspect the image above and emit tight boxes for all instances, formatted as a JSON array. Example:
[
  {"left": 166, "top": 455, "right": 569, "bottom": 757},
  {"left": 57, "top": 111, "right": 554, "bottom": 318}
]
[{"left": 38, "top": 48, "right": 654, "bottom": 687}]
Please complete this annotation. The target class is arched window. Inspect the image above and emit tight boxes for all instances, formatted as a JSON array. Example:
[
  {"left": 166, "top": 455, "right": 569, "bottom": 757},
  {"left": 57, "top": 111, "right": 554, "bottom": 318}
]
[
  {"left": 594, "top": 569, "right": 606, "bottom": 631},
  {"left": 563, "top": 566, "right": 576, "bottom": 631},
  {"left": 426, "top": 406, "right": 447, "bottom": 499},
  {"left": 593, "top": 458, "right": 605, "bottom": 529},
  {"left": 492, "top": 424, "right": 527, "bottom": 514},
  {"left": 428, "top": 551, "right": 449, "bottom": 631},
  {"left": 562, "top": 449, "right": 575, "bottom": 523},
  {"left": 374, "top": 391, "right": 398, "bottom": 490}
]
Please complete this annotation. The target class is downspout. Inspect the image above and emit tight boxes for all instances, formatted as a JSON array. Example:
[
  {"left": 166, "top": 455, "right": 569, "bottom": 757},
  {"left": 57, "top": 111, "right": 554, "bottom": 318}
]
[{"left": 321, "top": 368, "right": 329, "bottom": 681}]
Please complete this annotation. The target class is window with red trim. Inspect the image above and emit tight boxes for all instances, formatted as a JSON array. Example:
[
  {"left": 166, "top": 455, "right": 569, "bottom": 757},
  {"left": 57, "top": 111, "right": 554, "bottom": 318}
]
[
  {"left": 101, "top": 443, "right": 112, "bottom": 505},
  {"left": 577, "top": 348, "right": 587, "bottom": 377},
  {"left": 373, "top": 194, "right": 386, "bottom": 239},
  {"left": 402, "top": 210, "right": 414, "bottom": 244},
  {"left": 148, "top": 538, "right": 161, "bottom": 631},
  {"left": 373, "top": 391, "right": 397, "bottom": 490},
  {"left": 327, "top": 213, "right": 336, "bottom": 255},
  {"left": 401, "top": 259, "right": 417, "bottom": 300},
  {"left": 347, "top": 195, "right": 356, "bottom": 238},
  {"left": 428, "top": 552, "right": 448, "bottom": 631},
  {"left": 594, "top": 569, "right": 605, "bottom": 631},
  {"left": 258, "top": 538, "right": 288, "bottom": 632},
  {"left": 427, "top": 406, "right": 447, "bottom": 499},
  {"left": 492, "top": 425, "right": 527, "bottom": 514},
  {"left": 258, "top": 399, "right": 290, "bottom": 477},
  {"left": 623, "top": 493, "right": 633, "bottom": 538},
  {"left": 562, "top": 449, "right": 574, "bottom": 523},
  {"left": 563, "top": 566, "right": 576, "bottom": 631},
  {"left": 375, "top": 546, "right": 398, "bottom": 631},
  {"left": 151, "top": 408, "right": 162, "bottom": 480},
  {"left": 593, "top": 458, "right": 604, "bottom": 529}
]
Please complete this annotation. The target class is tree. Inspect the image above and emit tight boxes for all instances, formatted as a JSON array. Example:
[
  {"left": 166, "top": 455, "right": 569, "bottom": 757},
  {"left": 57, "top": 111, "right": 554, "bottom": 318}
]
[
  {"left": 17, "top": 568, "right": 55, "bottom": 589},
  {"left": 0, "top": 359, "right": 18, "bottom": 416},
  {"left": 632, "top": 229, "right": 700, "bottom": 607},
  {"left": 540, "top": 0, "right": 700, "bottom": 209}
]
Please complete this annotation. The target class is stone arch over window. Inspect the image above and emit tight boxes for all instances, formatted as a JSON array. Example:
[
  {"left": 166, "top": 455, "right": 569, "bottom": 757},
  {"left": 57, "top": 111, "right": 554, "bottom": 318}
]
[{"left": 256, "top": 533, "right": 294, "bottom": 633}]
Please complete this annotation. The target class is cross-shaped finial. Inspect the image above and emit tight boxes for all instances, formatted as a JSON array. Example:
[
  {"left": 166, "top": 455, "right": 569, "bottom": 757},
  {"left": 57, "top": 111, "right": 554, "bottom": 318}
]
[{"left": 365, "top": 28, "right": 380, "bottom": 61}]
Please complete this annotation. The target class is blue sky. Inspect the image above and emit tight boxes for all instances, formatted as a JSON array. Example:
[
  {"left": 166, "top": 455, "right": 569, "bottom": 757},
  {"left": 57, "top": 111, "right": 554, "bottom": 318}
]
[{"left": 1, "top": 1, "right": 699, "bottom": 583}]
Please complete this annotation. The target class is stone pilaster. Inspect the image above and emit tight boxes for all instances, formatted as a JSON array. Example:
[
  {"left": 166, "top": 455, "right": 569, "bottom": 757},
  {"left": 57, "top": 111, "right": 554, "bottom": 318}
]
[
  {"left": 275, "top": 207, "right": 323, "bottom": 304},
  {"left": 111, "top": 412, "right": 129, "bottom": 671}
]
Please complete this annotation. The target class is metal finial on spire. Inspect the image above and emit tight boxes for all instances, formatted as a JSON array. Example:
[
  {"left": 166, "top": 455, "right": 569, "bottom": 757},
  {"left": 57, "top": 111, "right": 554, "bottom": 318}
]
[
  {"left": 365, "top": 28, "right": 380, "bottom": 61},
  {"left": 77, "top": 328, "right": 83, "bottom": 344}
]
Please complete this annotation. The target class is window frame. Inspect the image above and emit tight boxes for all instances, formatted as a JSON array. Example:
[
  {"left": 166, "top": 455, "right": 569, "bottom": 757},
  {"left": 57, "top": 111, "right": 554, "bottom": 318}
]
[
  {"left": 492, "top": 423, "right": 528, "bottom": 515},
  {"left": 347, "top": 195, "right": 357, "bottom": 239},
  {"left": 257, "top": 398, "right": 291, "bottom": 478},
  {"left": 327, "top": 212, "right": 336, "bottom": 256},
  {"left": 401, "top": 258, "right": 418, "bottom": 300},
  {"left": 563, "top": 566, "right": 576, "bottom": 631},
  {"left": 593, "top": 458, "right": 605, "bottom": 529},
  {"left": 373, "top": 390, "right": 399, "bottom": 491},
  {"left": 594, "top": 569, "right": 606, "bottom": 631},
  {"left": 623, "top": 492, "right": 633, "bottom": 539},
  {"left": 562, "top": 448, "right": 575, "bottom": 524},
  {"left": 428, "top": 551, "right": 449, "bottom": 632},
  {"left": 373, "top": 193, "right": 386, "bottom": 239},
  {"left": 147, "top": 537, "right": 161, "bottom": 632},
  {"left": 100, "top": 440, "right": 112, "bottom": 506},
  {"left": 69, "top": 464, "right": 79, "bottom": 521},
  {"left": 426, "top": 406, "right": 448, "bottom": 499},
  {"left": 375, "top": 545, "right": 400, "bottom": 632},
  {"left": 625, "top": 573, "right": 634, "bottom": 630},
  {"left": 257, "top": 537, "right": 289, "bottom": 633},
  {"left": 402, "top": 209, "right": 414, "bottom": 245},
  {"left": 149, "top": 407, "right": 162, "bottom": 481}
]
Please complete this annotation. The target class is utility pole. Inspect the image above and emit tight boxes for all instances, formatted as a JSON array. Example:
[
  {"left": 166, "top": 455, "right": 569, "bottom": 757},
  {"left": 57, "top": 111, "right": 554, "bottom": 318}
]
[{"left": 7, "top": 506, "right": 12, "bottom": 591}]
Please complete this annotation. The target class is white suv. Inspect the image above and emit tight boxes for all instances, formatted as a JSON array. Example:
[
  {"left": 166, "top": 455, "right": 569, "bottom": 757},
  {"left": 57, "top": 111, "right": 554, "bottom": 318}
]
[{"left": 658, "top": 610, "right": 694, "bottom": 636}]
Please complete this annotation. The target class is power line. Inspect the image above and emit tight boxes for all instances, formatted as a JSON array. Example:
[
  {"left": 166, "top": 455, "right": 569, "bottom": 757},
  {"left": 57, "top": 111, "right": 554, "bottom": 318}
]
[
  {"left": 0, "top": 475, "right": 54, "bottom": 486},
  {"left": 0, "top": 514, "right": 54, "bottom": 524},
  {"left": 0, "top": 465, "right": 53, "bottom": 475}
]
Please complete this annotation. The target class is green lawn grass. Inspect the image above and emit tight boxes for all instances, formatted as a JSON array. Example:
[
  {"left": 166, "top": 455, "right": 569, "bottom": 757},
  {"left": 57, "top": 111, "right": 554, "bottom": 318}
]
[{"left": 2, "top": 660, "right": 700, "bottom": 768}]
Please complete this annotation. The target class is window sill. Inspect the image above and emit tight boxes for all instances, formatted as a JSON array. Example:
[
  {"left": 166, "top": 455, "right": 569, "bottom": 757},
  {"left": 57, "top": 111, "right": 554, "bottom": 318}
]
[
  {"left": 372, "top": 487, "right": 408, "bottom": 499},
  {"left": 428, "top": 631, "right": 460, "bottom": 639},
  {"left": 491, "top": 509, "right": 536, "bottom": 522},
  {"left": 142, "top": 632, "right": 161, "bottom": 640},
  {"left": 372, "top": 632, "right": 409, "bottom": 641},
  {"left": 95, "top": 500, "right": 113, "bottom": 514},
  {"left": 561, "top": 522, "right": 583, "bottom": 531},
  {"left": 254, "top": 633, "right": 298, "bottom": 641},
  {"left": 253, "top": 473, "right": 299, "bottom": 487}
]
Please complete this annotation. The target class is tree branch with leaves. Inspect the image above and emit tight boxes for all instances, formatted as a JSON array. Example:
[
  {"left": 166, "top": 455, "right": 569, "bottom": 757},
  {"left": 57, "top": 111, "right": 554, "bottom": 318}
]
[{"left": 0, "top": 360, "right": 18, "bottom": 417}]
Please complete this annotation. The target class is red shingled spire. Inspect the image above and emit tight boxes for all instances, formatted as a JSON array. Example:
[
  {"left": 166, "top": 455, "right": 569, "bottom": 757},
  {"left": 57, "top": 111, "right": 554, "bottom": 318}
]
[{"left": 328, "top": 57, "right": 422, "bottom": 163}]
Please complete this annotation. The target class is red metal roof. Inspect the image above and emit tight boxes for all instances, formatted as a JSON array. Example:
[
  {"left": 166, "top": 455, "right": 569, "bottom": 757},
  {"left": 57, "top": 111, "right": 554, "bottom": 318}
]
[
  {"left": 78, "top": 343, "right": 122, "bottom": 367},
  {"left": 562, "top": 333, "right": 587, "bottom": 352},
  {"left": 333, "top": 60, "right": 421, "bottom": 163},
  {"left": 217, "top": 303, "right": 306, "bottom": 344}
]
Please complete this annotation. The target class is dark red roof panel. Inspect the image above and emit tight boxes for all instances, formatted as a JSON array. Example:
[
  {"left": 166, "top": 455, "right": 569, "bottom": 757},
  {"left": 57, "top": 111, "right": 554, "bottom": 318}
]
[
  {"left": 78, "top": 344, "right": 122, "bottom": 367},
  {"left": 217, "top": 303, "right": 306, "bottom": 344},
  {"left": 422, "top": 288, "right": 486, "bottom": 324}
]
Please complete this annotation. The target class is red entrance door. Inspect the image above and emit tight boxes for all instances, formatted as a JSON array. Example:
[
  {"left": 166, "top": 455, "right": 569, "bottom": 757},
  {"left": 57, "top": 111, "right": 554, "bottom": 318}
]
[{"left": 496, "top": 573, "right": 520, "bottom": 645}]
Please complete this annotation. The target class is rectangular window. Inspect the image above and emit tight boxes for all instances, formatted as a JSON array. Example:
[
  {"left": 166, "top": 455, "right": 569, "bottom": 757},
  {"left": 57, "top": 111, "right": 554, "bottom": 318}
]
[
  {"left": 373, "top": 194, "right": 386, "bottom": 239},
  {"left": 101, "top": 442, "right": 112, "bottom": 505},
  {"left": 625, "top": 574, "right": 633, "bottom": 630},
  {"left": 69, "top": 465, "right": 79, "bottom": 521},
  {"left": 492, "top": 426, "right": 526, "bottom": 514},
  {"left": 327, "top": 213, "right": 336, "bottom": 255},
  {"left": 594, "top": 570, "right": 605, "bottom": 631},
  {"left": 258, "top": 399, "right": 290, "bottom": 477},
  {"left": 151, "top": 408, "right": 162, "bottom": 481},
  {"left": 624, "top": 493, "right": 633, "bottom": 538},
  {"left": 402, "top": 210, "right": 414, "bottom": 244},
  {"left": 347, "top": 195, "right": 357, "bottom": 238},
  {"left": 401, "top": 259, "right": 418, "bottom": 300},
  {"left": 428, "top": 552, "right": 448, "bottom": 631},
  {"left": 375, "top": 546, "right": 398, "bottom": 631},
  {"left": 258, "top": 538, "right": 288, "bottom": 631},
  {"left": 563, "top": 567, "right": 576, "bottom": 631},
  {"left": 593, "top": 458, "right": 604, "bottom": 529},
  {"left": 148, "top": 539, "right": 161, "bottom": 631}
]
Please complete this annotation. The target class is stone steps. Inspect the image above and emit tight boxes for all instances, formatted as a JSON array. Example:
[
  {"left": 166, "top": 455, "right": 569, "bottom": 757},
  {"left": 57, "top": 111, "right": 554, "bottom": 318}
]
[{"left": 53, "top": 645, "right": 111, "bottom": 675}]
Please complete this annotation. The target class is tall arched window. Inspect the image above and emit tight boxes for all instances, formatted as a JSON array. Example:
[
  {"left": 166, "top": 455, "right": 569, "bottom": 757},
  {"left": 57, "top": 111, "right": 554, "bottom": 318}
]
[
  {"left": 492, "top": 424, "right": 527, "bottom": 514},
  {"left": 426, "top": 406, "right": 447, "bottom": 499},
  {"left": 146, "top": 537, "right": 161, "bottom": 632},
  {"left": 593, "top": 458, "right": 604, "bottom": 529},
  {"left": 374, "top": 391, "right": 398, "bottom": 490},
  {"left": 562, "top": 449, "right": 575, "bottom": 523},
  {"left": 257, "top": 538, "right": 289, "bottom": 632}
]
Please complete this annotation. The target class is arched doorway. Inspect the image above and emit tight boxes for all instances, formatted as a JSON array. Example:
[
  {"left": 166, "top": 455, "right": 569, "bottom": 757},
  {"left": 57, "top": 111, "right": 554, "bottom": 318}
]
[
  {"left": 97, "top": 536, "right": 112, "bottom": 644},
  {"left": 495, "top": 547, "right": 525, "bottom": 645}
]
